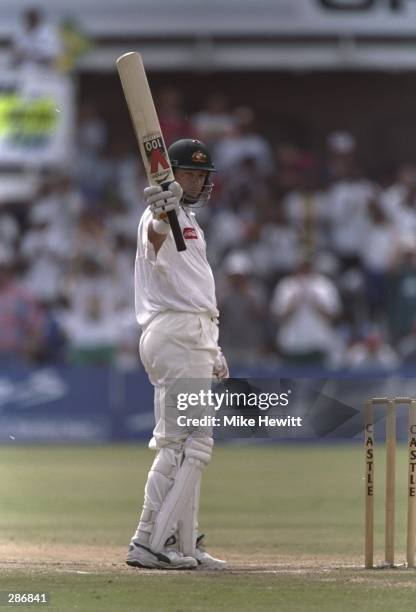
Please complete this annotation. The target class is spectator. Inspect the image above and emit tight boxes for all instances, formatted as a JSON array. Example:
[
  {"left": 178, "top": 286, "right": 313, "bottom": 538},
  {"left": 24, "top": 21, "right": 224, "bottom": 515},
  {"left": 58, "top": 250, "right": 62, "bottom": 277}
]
[
  {"left": 283, "top": 153, "right": 328, "bottom": 253},
  {"left": 388, "top": 236, "right": 416, "bottom": 341},
  {"left": 0, "top": 246, "right": 44, "bottom": 361},
  {"left": 336, "top": 265, "right": 367, "bottom": 333},
  {"left": 206, "top": 205, "right": 247, "bottom": 268},
  {"left": 0, "top": 209, "right": 20, "bottom": 251},
  {"left": 271, "top": 258, "right": 341, "bottom": 366},
  {"left": 34, "top": 296, "right": 67, "bottom": 364},
  {"left": 51, "top": 173, "right": 85, "bottom": 234},
  {"left": 215, "top": 106, "right": 273, "bottom": 176},
  {"left": 21, "top": 200, "right": 71, "bottom": 303},
  {"left": 345, "top": 330, "right": 399, "bottom": 370},
  {"left": 60, "top": 295, "right": 119, "bottom": 365},
  {"left": 155, "top": 87, "right": 190, "bottom": 146},
  {"left": 74, "top": 106, "right": 112, "bottom": 207},
  {"left": 217, "top": 251, "right": 269, "bottom": 365},
  {"left": 111, "top": 143, "right": 147, "bottom": 234},
  {"left": 247, "top": 195, "right": 300, "bottom": 289},
  {"left": 219, "top": 155, "right": 272, "bottom": 221},
  {"left": 72, "top": 212, "right": 114, "bottom": 268},
  {"left": 326, "top": 131, "right": 376, "bottom": 270},
  {"left": 30, "top": 173, "right": 83, "bottom": 244},
  {"left": 360, "top": 198, "right": 399, "bottom": 322},
  {"left": 11, "top": 7, "right": 62, "bottom": 70},
  {"left": 387, "top": 180, "right": 416, "bottom": 237},
  {"left": 191, "top": 93, "right": 234, "bottom": 154},
  {"left": 275, "top": 144, "right": 303, "bottom": 192},
  {"left": 66, "top": 255, "right": 118, "bottom": 320},
  {"left": 381, "top": 163, "right": 416, "bottom": 222},
  {"left": 77, "top": 102, "right": 108, "bottom": 155},
  {"left": 111, "top": 232, "right": 136, "bottom": 310},
  {"left": 115, "top": 308, "right": 141, "bottom": 370},
  {"left": 397, "top": 320, "right": 416, "bottom": 365},
  {"left": 326, "top": 130, "right": 357, "bottom": 183}
]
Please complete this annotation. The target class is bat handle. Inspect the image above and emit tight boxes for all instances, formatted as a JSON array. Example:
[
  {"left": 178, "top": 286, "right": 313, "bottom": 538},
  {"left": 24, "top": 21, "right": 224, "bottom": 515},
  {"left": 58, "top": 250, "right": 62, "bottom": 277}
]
[
  {"left": 167, "top": 210, "right": 186, "bottom": 252},
  {"left": 162, "top": 182, "right": 186, "bottom": 252}
]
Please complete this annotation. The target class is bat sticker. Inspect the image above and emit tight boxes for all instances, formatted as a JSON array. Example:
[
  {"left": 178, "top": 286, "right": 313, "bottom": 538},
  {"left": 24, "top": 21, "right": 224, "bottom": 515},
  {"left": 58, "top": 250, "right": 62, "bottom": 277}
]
[{"left": 143, "top": 134, "right": 171, "bottom": 183}]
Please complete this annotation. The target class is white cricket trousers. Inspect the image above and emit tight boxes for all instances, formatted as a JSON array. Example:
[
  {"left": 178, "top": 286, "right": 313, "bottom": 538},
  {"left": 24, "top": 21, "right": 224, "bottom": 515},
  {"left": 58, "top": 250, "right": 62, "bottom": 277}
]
[
  {"left": 133, "top": 311, "right": 218, "bottom": 546},
  {"left": 139, "top": 311, "right": 219, "bottom": 451}
]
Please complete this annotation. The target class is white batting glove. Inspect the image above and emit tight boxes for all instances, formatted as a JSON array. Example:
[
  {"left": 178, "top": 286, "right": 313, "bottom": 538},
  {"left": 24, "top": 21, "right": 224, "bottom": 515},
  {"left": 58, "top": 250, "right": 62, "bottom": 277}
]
[
  {"left": 144, "top": 181, "right": 183, "bottom": 220},
  {"left": 213, "top": 348, "right": 229, "bottom": 381}
]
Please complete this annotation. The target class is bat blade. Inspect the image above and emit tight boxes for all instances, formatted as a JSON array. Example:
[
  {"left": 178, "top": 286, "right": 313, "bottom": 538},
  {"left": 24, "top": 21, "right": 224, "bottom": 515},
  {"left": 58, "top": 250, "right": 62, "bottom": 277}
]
[{"left": 116, "top": 52, "right": 186, "bottom": 252}]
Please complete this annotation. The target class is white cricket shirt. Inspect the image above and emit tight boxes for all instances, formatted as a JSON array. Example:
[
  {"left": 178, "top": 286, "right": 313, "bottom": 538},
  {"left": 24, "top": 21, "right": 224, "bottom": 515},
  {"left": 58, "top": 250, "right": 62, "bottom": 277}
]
[{"left": 135, "top": 206, "right": 218, "bottom": 328}]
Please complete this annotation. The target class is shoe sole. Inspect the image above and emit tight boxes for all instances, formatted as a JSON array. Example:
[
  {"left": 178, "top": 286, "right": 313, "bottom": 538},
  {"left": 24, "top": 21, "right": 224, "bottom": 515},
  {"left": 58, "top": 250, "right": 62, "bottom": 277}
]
[
  {"left": 126, "top": 559, "right": 196, "bottom": 570},
  {"left": 196, "top": 561, "right": 227, "bottom": 570}
]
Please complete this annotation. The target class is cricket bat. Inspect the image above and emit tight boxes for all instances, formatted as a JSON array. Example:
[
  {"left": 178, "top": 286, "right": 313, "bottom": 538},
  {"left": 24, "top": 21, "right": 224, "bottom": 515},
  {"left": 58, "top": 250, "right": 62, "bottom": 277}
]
[{"left": 116, "top": 51, "right": 186, "bottom": 252}]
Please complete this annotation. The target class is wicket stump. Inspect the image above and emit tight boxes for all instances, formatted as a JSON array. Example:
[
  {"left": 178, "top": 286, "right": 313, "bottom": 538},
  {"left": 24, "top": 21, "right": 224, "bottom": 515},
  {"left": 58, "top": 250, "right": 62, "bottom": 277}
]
[{"left": 364, "top": 397, "right": 416, "bottom": 569}]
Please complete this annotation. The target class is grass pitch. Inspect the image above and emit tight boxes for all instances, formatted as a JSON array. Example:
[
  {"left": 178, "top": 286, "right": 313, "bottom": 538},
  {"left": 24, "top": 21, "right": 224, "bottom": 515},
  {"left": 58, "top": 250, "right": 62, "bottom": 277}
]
[{"left": 1, "top": 443, "right": 415, "bottom": 611}]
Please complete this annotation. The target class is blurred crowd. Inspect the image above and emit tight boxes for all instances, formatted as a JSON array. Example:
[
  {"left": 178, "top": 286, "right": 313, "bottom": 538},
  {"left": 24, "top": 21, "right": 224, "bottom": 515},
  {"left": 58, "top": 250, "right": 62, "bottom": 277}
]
[{"left": 2, "top": 85, "right": 416, "bottom": 371}]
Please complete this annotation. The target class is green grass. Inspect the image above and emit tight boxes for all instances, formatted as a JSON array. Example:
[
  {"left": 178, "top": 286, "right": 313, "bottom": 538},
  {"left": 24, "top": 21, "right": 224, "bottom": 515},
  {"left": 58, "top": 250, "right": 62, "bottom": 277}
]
[
  {"left": 1, "top": 443, "right": 415, "bottom": 611},
  {"left": 1, "top": 572, "right": 416, "bottom": 612}
]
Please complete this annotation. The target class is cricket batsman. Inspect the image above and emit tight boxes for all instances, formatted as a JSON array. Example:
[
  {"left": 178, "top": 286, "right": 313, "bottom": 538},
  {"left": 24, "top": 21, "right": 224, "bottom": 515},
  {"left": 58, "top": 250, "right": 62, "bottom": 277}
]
[{"left": 126, "top": 139, "right": 228, "bottom": 570}]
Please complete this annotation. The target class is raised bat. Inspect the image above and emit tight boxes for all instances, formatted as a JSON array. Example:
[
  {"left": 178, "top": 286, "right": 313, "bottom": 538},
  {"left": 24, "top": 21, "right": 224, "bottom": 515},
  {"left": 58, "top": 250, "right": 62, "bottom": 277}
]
[{"left": 116, "top": 51, "right": 186, "bottom": 252}]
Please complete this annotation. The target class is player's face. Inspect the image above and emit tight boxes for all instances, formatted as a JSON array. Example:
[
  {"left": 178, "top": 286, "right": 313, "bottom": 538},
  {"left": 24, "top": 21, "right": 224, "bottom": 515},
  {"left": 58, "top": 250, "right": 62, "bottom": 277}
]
[{"left": 175, "top": 169, "right": 208, "bottom": 200}]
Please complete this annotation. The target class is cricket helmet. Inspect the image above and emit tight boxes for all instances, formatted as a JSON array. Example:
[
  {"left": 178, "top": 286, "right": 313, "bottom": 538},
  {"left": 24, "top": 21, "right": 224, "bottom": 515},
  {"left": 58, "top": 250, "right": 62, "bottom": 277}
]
[
  {"left": 168, "top": 139, "right": 217, "bottom": 173},
  {"left": 168, "top": 139, "right": 216, "bottom": 206}
]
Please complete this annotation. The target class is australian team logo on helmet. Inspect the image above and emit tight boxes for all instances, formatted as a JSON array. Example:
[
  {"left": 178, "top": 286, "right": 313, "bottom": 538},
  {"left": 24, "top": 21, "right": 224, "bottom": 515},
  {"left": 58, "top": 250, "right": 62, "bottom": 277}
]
[
  {"left": 192, "top": 150, "right": 207, "bottom": 163},
  {"left": 168, "top": 139, "right": 216, "bottom": 206}
]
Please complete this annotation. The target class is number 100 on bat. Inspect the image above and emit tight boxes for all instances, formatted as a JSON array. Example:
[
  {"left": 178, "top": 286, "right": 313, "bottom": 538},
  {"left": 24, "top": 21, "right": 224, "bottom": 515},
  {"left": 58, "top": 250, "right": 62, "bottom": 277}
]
[{"left": 143, "top": 134, "right": 171, "bottom": 184}]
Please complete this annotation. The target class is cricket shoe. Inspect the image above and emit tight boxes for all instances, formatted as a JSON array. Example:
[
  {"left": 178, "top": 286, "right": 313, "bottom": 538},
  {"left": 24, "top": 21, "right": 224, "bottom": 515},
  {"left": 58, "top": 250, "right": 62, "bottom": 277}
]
[
  {"left": 195, "top": 534, "right": 227, "bottom": 570},
  {"left": 126, "top": 540, "right": 197, "bottom": 570},
  {"left": 163, "top": 534, "right": 227, "bottom": 570}
]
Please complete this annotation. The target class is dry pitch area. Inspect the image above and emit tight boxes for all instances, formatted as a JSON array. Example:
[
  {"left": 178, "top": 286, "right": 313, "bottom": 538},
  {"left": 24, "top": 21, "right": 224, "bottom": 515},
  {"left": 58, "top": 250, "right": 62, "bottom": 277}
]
[{"left": 1, "top": 444, "right": 416, "bottom": 611}]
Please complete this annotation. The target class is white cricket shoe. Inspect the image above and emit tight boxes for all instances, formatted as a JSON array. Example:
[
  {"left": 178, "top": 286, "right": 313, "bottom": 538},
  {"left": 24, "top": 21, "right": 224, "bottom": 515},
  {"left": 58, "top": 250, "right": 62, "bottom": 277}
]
[
  {"left": 195, "top": 535, "right": 227, "bottom": 570},
  {"left": 126, "top": 541, "right": 197, "bottom": 570}
]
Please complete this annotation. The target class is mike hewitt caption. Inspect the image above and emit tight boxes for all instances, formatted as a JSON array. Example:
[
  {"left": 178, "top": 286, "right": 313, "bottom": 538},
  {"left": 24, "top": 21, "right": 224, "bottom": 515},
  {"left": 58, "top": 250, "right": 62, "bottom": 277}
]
[{"left": 175, "top": 389, "right": 302, "bottom": 429}]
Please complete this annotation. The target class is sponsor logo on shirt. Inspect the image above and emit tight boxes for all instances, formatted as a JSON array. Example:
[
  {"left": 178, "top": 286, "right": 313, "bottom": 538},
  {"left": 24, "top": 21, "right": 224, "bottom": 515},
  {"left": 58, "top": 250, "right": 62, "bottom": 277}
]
[{"left": 183, "top": 227, "right": 198, "bottom": 240}]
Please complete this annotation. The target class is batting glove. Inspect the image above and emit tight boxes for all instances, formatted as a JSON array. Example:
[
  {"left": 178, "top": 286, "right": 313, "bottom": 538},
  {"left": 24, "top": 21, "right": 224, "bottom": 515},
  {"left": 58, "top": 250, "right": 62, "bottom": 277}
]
[
  {"left": 213, "top": 349, "right": 229, "bottom": 381},
  {"left": 145, "top": 181, "right": 183, "bottom": 220}
]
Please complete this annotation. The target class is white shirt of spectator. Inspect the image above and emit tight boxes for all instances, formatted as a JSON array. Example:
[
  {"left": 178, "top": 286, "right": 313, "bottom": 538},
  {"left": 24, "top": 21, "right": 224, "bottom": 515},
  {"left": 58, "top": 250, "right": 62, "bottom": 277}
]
[
  {"left": 389, "top": 202, "right": 416, "bottom": 238},
  {"left": 135, "top": 207, "right": 218, "bottom": 328},
  {"left": 215, "top": 133, "right": 273, "bottom": 175},
  {"left": 21, "top": 225, "right": 70, "bottom": 301},
  {"left": 271, "top": 274, "right": 341, "bottom": 354},
  {"left": 328, "top": 180, "right": 375, "bottom": 257},
  {"left": 345, "top": 342, "right": 399, "bottom": 369},
  {"left": 360, "top": 223, "right": 399, "bottom": 272},
  {"left": 283, "top": 190, "right": 329, "bottom": 249},
  {"left": 13, "top": 21, "right": 61, "bottom": 67},
  {"left": 380, "top": 184, "right": 406, "bottom": 222},
  {"left": 192, "top": 111, "right": 234, "bottom": 142},
  {"left": 69, "top": 276, "right": 118, "bottom": 319},
  {"left": 206, "top": 209, "right": 246, "bottom": 266},
  {"left": 60, "top": 311, "right": 120, "bottom": 349},
  {"left": 249, "top": 224, "right": 299, "bottom": 277}
]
